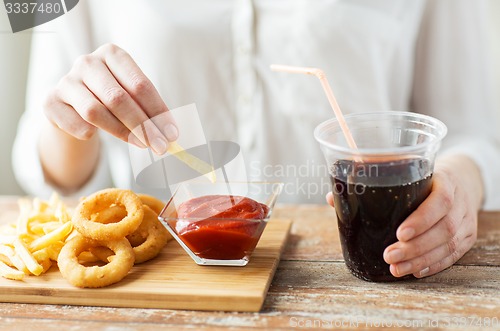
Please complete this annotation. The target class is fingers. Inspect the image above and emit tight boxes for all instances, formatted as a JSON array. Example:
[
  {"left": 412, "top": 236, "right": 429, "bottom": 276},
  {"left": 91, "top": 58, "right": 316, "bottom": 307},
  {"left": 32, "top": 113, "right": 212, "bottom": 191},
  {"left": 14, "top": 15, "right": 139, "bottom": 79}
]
[
  {"left": 46, "top": 44, "right": 178, "bottom": 154},
  {"left": 94, "top": 46, "right": 166, "bottom": 114},
  {"left": 54, "top": 76, "right": 136, "bottom": 143},
  {"left": 385, "top": 199, "right": 466, "bottom": 264},
  {"left": 43, "top": 93, "right": 97, "bottom": 140},
  {"left": 384, "top": 169, "right": 478, "bottom": 279},
  {"left": 79, "top": 56, "right": 170, "bottom": 153},
  {"left": 395, "top": 172, "right": 455, "bottom": 242},
  {"left": 413, "top": 231, "right": 476, "bottom": 278},
  {"left": 326, "top": 192, "right": 334, "bottom": 207},
  {"left": 93, "top": 44, "right": 178, "bottom": 142},
  {"left": 387, "top": 224, "right": 469, "bottom": 278}
]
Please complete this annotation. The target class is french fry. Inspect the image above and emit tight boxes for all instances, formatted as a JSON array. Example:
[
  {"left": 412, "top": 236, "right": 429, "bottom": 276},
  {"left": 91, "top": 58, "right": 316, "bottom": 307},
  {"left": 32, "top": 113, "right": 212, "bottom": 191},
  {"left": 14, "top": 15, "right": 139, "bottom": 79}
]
[
  {"left": 29, "top": 221, "right": 59, "bottom": 235},
  {"left": 0, "top": 193, "right": 73, "bottom": 280},
  {"left": 29, "top": 222, "right": 72, "bottom": 252},
  {"left": 27, "top": 214, "right": 59, "bottom": 231},
  {"left": 168, "top": 141, "right": 216, "bottom": 182},
  {"left": 54, "top": 200, "right": 70, "bottom": 223},
  {"left": 39, "top": 258, "right": 52, "bottom": 274},
  {"left": 32, "top": 197, "right": 49, "bottom": 213},
  {"left": 0, "top": 244, "right": 15, "bottom": 257},
  {"left": 0, "top": 261, "right": 25, "bottom": 280},
  {"left": 0, "top": 253, "right": 12, "bottom": 266},
  {"left": 16, "top": 198, "right": 32, "bottom": 235},
  {"left": 0, "top": 245, "right": 28, "bottom": 273},
  {"left": 9, "top": 251, "right": 30, "bottom": 274},
  {"left": 89, "top": 246, "right": 115, "bottom": 263},
  {"left": 45, "top": 241, "right": 65, "bottom": 261},
  {"left": 13, "top": 239, "right": 44, "bottom": 276},
  {"left": 77, "top": 251, "right": 98, "bottom": 264},
  {"left": 0, "top": 233, "right": 16, "bottom": 245},
  {"left": 18, "top": 232, "right": 37, "bottom": 243},
  {"left": 32, "top": 249, "right": 53, "bottom": 273}
]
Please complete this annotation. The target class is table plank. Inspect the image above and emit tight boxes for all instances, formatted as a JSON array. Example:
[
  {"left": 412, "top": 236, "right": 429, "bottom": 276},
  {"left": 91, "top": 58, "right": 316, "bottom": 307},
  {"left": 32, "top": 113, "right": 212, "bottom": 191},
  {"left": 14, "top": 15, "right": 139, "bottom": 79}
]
[
  {"left": 273, "top": 204, "right": 342, "bottom": 261},
  {"left": 459, "top": 212, "right": 500, "bottom": 266},
  {"left": 268, "top": 262, "right": 500, "bottom": 311},
  {"left": 1, "top": 261, "right": 498, "bottom": 330}
]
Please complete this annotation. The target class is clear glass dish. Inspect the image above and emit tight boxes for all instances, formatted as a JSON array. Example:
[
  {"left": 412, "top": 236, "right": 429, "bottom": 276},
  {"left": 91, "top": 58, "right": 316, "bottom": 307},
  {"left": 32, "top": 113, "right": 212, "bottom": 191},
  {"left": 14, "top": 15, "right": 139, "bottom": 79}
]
[{"left": 158, "top": 182, "right": 283, "bottom": 266}]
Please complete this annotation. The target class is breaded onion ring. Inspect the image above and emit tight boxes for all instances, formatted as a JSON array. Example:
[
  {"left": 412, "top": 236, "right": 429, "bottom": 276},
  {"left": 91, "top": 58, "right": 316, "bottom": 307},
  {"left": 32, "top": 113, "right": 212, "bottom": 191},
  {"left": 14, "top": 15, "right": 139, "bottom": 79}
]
[
  {"left": 137, "top": 194, "right": 165, "bottom": 215},
  {"left": 77, "top": 251, "right": 103, "bottom": 264},
  {"left": 89, "top": 206, "right": 170, "bottom": 264},
  {"left": 58, "top": 235, "right": 134, "bottom": 288},
  {"left": 72, "top": 189, "right": 143, "bottom": 240},
  {"left": 88, "top": 246, "right": 114, "bottom": 263},
  {"left": 91, "top": 205, "right": 127, "bottom": 224},
  {"left": 127, "top": 206, "right": 170, "bottom": 263},
  {"left": 133, "top": 194, "right": 172, "bottom": 246}
]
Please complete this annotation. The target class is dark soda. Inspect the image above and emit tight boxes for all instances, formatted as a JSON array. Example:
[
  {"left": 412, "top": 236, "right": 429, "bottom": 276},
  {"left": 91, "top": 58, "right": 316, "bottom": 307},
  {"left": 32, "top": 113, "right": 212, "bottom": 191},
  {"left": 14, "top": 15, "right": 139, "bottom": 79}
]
[{"left": 331, "top": 158, "right": 433, "bottom": 282}]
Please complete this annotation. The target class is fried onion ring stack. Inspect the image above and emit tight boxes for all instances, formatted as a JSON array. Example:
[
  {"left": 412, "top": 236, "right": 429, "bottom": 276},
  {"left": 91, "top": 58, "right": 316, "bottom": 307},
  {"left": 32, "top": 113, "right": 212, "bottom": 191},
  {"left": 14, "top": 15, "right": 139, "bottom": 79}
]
[
  {"left": 58, "top": 235, "right": 135, "bottom": 288},
  {"left": 58, "top": 188, "right": 170, "bottom": 288}
]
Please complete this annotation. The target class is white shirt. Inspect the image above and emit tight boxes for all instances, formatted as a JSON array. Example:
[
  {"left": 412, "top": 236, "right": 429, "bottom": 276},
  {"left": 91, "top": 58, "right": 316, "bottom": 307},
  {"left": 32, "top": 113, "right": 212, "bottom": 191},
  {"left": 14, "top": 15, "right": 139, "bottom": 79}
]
[{"left": 13, "top": 0, "right": 500, "bottom": 208}]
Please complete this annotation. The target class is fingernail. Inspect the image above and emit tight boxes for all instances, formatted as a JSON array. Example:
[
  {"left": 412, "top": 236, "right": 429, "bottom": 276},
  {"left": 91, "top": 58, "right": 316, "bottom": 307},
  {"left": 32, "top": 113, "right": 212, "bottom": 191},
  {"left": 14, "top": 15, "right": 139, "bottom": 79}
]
[
  {"left": 398, "top": 227, "right": 415, "bottom": 241},
  {"left": 418, "top": 267, "right": 430, "bottom": 277},
  {"left": 151, "top": 137, "right": 168, "bottom": 155},
  {"left": 128, "top": 135, "right": 147, "bottom": 148},
  {"left": 164, "top": 123, "right": 179, "bottom": 142},
  {"left": 396, "top": 261, "right": 412, "bottom": 276},
  {"left": 131, "top": 141, "right": 147, "bottom": 149},
  {"left": 385, "top": 249, "right": 404, "bottom": 264}
]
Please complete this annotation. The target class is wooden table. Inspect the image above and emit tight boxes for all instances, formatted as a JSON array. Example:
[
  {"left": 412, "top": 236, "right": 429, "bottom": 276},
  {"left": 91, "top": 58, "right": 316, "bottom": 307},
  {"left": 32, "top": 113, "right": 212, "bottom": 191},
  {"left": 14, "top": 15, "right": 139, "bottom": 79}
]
[{"left": 0, "top": 198, "right": 499, "bottom": 330}]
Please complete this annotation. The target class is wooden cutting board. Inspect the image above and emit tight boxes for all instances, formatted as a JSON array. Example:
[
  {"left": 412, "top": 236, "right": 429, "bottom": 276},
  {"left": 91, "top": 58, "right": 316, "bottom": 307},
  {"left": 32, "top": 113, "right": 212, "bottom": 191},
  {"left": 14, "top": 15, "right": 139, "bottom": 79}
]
[{"left": 0, "top": 210, "right": 291, "bottom": 312}]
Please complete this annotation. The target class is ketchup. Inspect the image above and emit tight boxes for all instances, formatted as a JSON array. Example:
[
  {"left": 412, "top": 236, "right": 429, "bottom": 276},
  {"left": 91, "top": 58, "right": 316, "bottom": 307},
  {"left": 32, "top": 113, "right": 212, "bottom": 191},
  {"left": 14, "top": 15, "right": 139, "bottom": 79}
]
[{"left": 175, "top": 195, "right": 269, "bottom": 260}]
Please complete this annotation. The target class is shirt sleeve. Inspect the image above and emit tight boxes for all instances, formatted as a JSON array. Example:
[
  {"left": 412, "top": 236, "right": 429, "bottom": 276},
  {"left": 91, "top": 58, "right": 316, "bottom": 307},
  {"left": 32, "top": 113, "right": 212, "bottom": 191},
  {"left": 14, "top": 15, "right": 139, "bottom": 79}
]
[
  {"left": 11, "top": 3, "right": 113, "bottom": 199},
  {"left": 411, "top": 0, "right": 500, "bottom": 210}
]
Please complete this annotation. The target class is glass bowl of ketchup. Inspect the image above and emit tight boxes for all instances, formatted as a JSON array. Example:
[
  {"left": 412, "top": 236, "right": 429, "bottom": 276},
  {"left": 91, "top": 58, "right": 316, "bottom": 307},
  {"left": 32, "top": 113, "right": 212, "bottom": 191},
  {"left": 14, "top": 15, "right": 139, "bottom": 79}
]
[{"left": 158, "top": 182, "right": 284, "bottom": 266}]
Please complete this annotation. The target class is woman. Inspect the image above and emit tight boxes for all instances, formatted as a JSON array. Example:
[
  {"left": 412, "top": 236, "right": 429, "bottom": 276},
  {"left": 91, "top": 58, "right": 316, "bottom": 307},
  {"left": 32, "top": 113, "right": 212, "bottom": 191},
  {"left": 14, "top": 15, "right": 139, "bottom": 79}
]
[{"left": 13, "top": 0, "right": 499, "bottom": 279}]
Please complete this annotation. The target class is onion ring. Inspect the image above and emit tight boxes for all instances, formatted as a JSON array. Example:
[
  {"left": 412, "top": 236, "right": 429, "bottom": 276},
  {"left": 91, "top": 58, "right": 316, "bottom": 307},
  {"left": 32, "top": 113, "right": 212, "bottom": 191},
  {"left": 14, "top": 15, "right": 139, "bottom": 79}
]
[
  {"left": 137, "top": 194, "right": 165, "bottom": 215},
  {"left": 89, "top": 205, "right": 170, "bottom": 264},
  {"left": 91, "top": 205, "right": 127, "bottom": 224},
  {"left": 127, "top": 205, "right": 170, "bottom": 264},
  {"left": 77, "top": 251, "right": 102, "bottom": 264},
  {"left": 72, "top": 189, "right": 143, "bottom": 240},
  {"left": 57, "top": 235, "right": 134, "bottom": 288},
  {"left": 89, "top": 246, "right": 114, "bottom": 263}
]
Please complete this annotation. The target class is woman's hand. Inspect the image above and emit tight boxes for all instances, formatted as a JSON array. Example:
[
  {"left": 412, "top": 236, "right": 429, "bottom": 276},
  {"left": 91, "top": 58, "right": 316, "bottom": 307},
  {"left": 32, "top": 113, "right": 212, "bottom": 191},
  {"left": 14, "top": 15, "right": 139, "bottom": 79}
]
[
  {"left": 40, "top": 44, "right": 177, "bottom": 192},
  {"left": 383, "top": 155, "right": 483, "bottom": 278},
  {"left": 326, "top": 155, "right": 483, "bottom": 278},
  {"left": 43, "top": 43, "right": 178, "bottom": 154}
]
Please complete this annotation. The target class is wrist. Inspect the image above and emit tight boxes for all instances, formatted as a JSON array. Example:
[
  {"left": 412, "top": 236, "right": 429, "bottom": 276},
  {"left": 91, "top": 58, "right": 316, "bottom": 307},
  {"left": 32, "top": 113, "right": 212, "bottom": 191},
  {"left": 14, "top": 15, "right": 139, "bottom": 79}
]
[
  {"left": 435, "top": 154, "right": 484, "bottom": 210},
  {"left": 39, "top": 121, "right": 100, "bottom": 193}
]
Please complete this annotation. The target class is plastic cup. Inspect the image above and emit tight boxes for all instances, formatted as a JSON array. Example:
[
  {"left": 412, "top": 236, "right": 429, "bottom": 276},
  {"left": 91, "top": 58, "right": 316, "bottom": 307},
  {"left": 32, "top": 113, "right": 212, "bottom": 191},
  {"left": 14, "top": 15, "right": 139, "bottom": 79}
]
[{"left": 314, "top": 111, "right": 447, "bottom": 282}]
